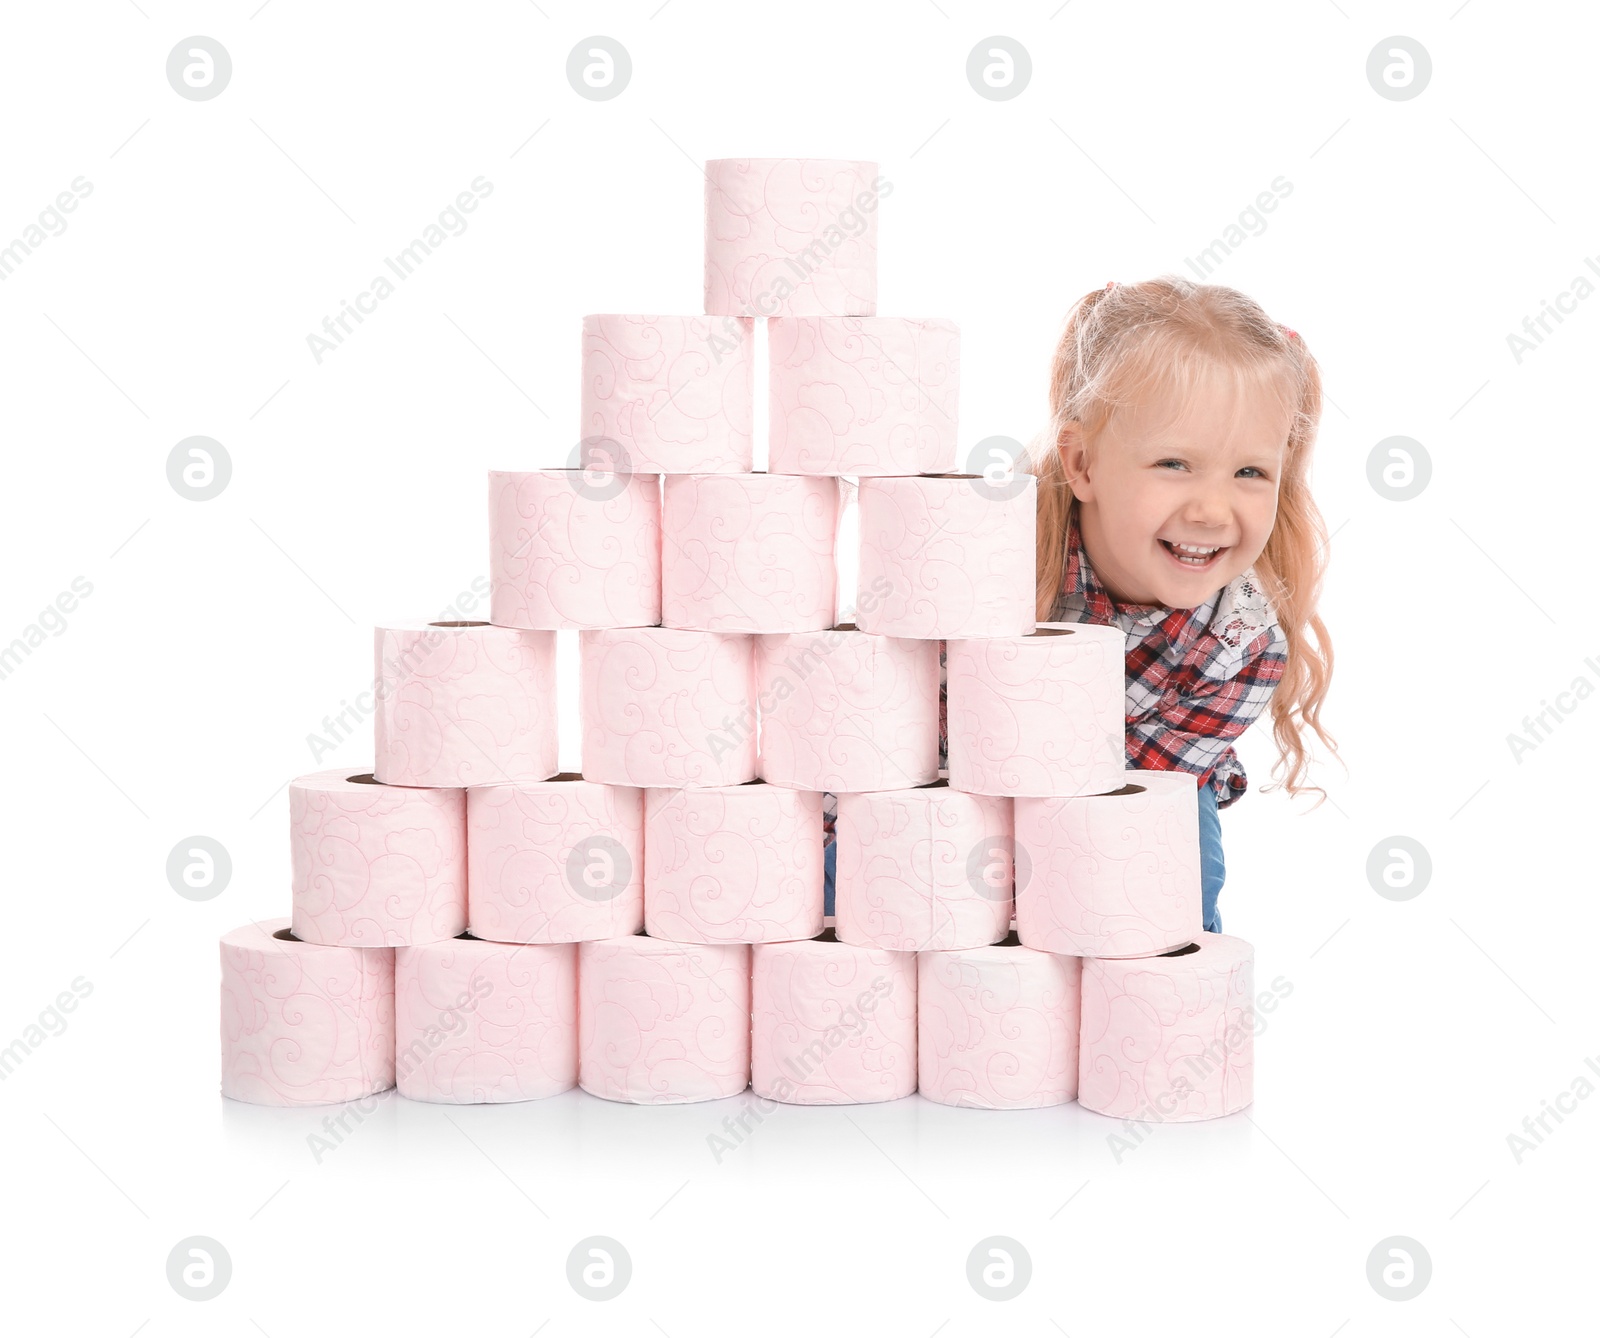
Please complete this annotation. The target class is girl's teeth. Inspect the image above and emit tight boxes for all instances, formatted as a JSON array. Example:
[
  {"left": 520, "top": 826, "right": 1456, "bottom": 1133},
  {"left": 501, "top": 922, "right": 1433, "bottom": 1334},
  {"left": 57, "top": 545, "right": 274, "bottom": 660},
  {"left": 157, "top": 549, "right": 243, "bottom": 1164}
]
[{"left": 1164, "top": 541, "right": 1222, "bottom": 566}]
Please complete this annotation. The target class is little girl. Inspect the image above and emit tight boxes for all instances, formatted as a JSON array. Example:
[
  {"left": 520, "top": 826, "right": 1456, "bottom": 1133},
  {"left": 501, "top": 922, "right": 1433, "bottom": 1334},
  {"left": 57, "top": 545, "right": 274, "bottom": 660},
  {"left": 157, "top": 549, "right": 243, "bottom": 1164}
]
[
  {"left": 822, "top": 275, "right": 1335, "bottom": 932},
  {"left": 1028, "top": 275, "right": 1335, "bottom": 931}
]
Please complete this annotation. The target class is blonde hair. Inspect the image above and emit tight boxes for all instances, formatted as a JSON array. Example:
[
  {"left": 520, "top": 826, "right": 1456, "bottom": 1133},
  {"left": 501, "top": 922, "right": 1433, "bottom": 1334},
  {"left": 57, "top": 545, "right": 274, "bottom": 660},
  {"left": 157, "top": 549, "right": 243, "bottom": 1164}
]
[{"left": 1029, "top": 275, "right": 1336, "bottom": 799}]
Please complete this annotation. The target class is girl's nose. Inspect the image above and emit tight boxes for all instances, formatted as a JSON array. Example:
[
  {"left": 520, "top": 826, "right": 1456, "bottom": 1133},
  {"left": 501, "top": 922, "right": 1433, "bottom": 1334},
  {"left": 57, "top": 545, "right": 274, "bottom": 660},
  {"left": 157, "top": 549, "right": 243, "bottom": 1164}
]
[{"left": 1182, "top": 483, "right": 1232, "bottom": 529}]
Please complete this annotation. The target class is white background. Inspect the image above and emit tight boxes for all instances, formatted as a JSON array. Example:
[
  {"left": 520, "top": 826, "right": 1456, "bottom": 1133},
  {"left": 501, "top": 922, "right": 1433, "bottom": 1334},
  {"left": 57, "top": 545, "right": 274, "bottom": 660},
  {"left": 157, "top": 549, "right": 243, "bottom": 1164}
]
[{"left": 1, "top": 1, "right": 1594, "bottom": 1333}]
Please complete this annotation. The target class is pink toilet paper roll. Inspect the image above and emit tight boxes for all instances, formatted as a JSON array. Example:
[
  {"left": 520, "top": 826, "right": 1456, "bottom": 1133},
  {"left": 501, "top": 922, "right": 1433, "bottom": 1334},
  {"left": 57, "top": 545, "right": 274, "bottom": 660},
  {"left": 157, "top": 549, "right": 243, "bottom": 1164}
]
[
  {"left": 660, "top": 473, "right": 839, "bottom": 633},
  {"left": 289, "top": 770, "right": 467, "bottom": 947},
  {"left": 754, "top": 624, "right": 939, "bottom": 792},
  {"left": 394, "top": 935, "right": 577, "bottom": 1103},
  {"left": 1079, "top": 933, "right": 1254, "bottom": 1122},
  {"left": 751, "top": 931, "right": 917, "bottom": 1104},
  {"left": 579, "top": 627, "right": 756, "bottom": 786},
  {"left": 768, "top": 316, "right": 959, "bottom": 476},
  {"left": 918, "top": 934, "right": 1081, "bottom": 1109},
  {"left": 946, "top": 625, "right": 1126, "bottom": 797},
  {"left": 856, "top": 474, "right": 1036, "bottom": 639},
  {"left": 577, "top": 935, "right": 751, "bottom": 1103},
  {"left": 375, "top": 621, "right": 558, "bottom": 788},
  {"left": 220, "top": 919, "right": 395, "bottom": 1106},
  {"left": 467, "top": 776, "right": 644, "bottom": 944},
  {"left": 488, "top": 467, "right": 661, "bottom": 630},
  {"left": 644, "top": 781, "right": 824, "bottom": 944},
  {"left": 1015, "top": 771, "right": 1202, "bottom": 958},
  {"left": 581, "top": 314, "right": 754, "bottom": 474},
  {"left": 834, "top": 782, "right": 1012, "bottom": 951},
  {"left": 704, "top": 158, "right": 880, "bottom": 318}
]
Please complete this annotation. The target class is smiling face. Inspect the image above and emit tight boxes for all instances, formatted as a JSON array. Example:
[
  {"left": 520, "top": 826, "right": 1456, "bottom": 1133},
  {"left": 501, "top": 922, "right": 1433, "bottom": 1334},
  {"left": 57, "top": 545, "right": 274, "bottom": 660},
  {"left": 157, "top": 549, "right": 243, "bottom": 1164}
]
[{"left": 1060, "top": 370, "right": 1292, "bottom": 609}]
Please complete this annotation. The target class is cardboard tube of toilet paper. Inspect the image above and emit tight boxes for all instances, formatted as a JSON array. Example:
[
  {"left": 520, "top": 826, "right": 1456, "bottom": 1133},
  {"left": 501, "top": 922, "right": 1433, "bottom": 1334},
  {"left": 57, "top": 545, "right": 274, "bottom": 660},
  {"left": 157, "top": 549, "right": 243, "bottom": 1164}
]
[
  {"left": 834, "top": 782, "right": 1012, "bottom": 951},
  {"left": 374, "top": 620, "right": 558, "bottom": 788},
  {"left": 220, "top": 919, "right": 395, "bottom": 1106},
  {"left": 856, "top": 474, "right": 1036, "bottom": 639},
  {"left": 768, "top": 316, "right": 959, "bottom": 475},
  {"left": 290, "top": 769, "right": 467, "bottom": 947},
  {"left": 918, "top": 935, "right": 1081, "bottom": 1109},
  {"left": 704, "top": 158, "right": 879, "bottom": 318},
  {"left": 755, "top": 624, "right": 939, "bottom": 792},
  {"left": 581, "top": 314, "right": 754, "bottom": 474},
  {"left": 946, "top": 624, "right": 1126, "bottom": 797},
  {"left": 394, "top": 935, "right": 577, "bottom": 1103},
  {"left": 1014, "top": 770, "right": 1202, "bottom": 958},
  {"left": 577, "top": 935, "right": 751, "bottom": 1103},
  {"left": 579, "top": 627, "right": 757, "bottom": 786},
  {"left": 751, "top": 932, "right": 917, "bottom": 1104},
  {"left": 644, "top": 781, "right": 824, "bottom": 944},
  {"left": 488, "top": 468, "right": 661, "bottom": 630},
  {"left": 1078, "top": 933, "right": 1254, "bottom": 1122},
  {"left": 660, "top": 472, "right": 839, "bottom": 632},
  {"left": 467, "top": 775, "right": 644, "bottom": 944}
]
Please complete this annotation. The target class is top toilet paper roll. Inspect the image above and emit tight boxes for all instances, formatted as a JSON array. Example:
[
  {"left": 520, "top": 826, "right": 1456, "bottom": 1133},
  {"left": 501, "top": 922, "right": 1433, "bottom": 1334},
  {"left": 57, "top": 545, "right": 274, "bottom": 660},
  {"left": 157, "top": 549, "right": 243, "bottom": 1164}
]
[
  {"left": 946, "top": 625, "right": 1126, "bottom": 796},
  {"left": 704, "top": 158, "right": 880, "bottom": 318},
  {"left": 660, "top": 472, "right": 839, "bottom": 632},
  {"left": 1078, "top": 933, "right": 1254, "bottom": 1122},
  {"left": 488, "top": 468, "right": 661, "bottom": 630},
  {"left": 768, "top": 317, "right": 960, "bottom": 476},
  {"left": 581, "top": 314, "right": 755, "bottom": 474},
  {"left": 375, "top": 621, "right": 558, "bottom": 788},
  {"left": 856, "top": 474, "right": 1036, "bottom": 639}
]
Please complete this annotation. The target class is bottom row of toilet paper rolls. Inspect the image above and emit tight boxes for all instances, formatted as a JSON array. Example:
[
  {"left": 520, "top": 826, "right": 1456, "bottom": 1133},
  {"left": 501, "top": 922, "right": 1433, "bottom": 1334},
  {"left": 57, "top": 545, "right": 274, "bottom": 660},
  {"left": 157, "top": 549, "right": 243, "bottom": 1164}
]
[{"left": 221, "top": 921, "right": 1260, "bottom": 1123}]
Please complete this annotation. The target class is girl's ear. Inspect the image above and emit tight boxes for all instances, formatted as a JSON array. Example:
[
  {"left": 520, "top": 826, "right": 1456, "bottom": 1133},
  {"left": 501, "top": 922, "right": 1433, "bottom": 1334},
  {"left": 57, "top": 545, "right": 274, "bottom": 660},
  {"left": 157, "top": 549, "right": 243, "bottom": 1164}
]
[{"left": 1057, "top": 421, "right": 1095, "bottom": 501}]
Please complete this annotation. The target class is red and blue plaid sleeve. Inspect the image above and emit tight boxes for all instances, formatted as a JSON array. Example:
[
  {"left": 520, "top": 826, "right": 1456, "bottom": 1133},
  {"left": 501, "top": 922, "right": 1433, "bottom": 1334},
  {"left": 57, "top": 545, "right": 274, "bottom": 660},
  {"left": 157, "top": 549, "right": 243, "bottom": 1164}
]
[{"left": 1125, "top": 629, "right": 1287, "bottom": 806}]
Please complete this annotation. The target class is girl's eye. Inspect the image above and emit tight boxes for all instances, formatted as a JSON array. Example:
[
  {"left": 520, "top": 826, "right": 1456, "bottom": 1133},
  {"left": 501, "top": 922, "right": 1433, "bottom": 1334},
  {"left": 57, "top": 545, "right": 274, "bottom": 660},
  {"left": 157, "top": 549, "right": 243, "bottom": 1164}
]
[
  {"left": 1236, "top": 466, "right": 1267, "bottom": 479},
  {"left": 1155, "top": 459, "right": 1187, "bottom": 470}
]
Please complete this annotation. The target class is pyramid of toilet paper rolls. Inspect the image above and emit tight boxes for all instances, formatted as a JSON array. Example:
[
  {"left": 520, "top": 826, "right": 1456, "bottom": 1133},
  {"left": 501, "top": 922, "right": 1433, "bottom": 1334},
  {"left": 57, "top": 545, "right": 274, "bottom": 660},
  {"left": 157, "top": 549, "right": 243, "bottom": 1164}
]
[{"left": 220, "top": 158, "right": 1254, "bottom": 1124}]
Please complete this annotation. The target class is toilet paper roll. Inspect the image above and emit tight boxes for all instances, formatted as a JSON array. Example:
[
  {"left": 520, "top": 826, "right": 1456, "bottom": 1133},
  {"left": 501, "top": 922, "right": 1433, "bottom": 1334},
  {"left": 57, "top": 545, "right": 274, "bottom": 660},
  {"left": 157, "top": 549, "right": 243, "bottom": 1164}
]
[
  {"left": 704, "top": 158, "right": 879, "bottom": 318},
  {"left": 644, "top": 781, "right": 824, "bottom": 944},
  {"left": 856, "top": 474, "right": 1036, "bottom": 639},
  {"left": 488, "top": 468, "right": 661, "bottom": 630},
  {"left": 768, "top": 317, "right": 959, "bottom": 476},
  {"left": 394, "top": 935, "right": 577, "bottom": 1103},
  {"left": 834, "top": 782, "right": 1012, "bottom": 951},
  {"left": 289, "top": 770, "right": 467, "bottom": 947},
  {"left": 918, "top": 935, "right": 1081, "bottom": 1109},
  {"left": 754, "top": 625, "right": 939, "bottom": 792},
  {"left": 375, "top": 621, "right": 558, "bottom": 788},
  {"left": 1078, "top": 933, "right": 1253, "bottom": 1122},
  {"left": 220, "top": 919, "right": 395, "bottom": 1106},
  {"left": 579, "top": 627, "right": 756, "bottom": 786},
  {"left": 1014, "top": 771, "right": 1202, "bottom": 958},
  {"left": 466, "top": 776, "right": 644, "bottom": 944},
  {"left": 577, "top": 935, "right": 751, "bottom": 1103},
  {"left": 946, "top": 625, "right": 1126, "bottom": 797},
  {"left": 581, "top": 314, "right": 754, "bottom": 474},
  {"left": 751, "top": 932, "right": 917, "bottom": 1104},
  {"left": 660, "top": 473, "right": 839, "bottom": 632}
]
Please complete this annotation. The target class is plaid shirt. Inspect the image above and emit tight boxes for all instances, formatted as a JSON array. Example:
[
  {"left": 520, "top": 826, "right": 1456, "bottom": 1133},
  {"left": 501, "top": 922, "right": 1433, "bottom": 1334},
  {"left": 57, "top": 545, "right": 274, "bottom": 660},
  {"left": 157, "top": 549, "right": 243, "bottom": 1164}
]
[{"left": 821, "top": 513, "right": 1286, "bottom": 846}]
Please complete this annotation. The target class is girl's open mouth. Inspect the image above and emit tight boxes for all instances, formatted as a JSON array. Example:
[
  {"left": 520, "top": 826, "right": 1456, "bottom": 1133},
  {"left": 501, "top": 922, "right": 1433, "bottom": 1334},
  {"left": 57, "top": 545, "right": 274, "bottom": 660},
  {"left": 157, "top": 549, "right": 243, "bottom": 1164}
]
[{"left": 1160, "top": 539, "right": 1227, "bottom": 570}]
